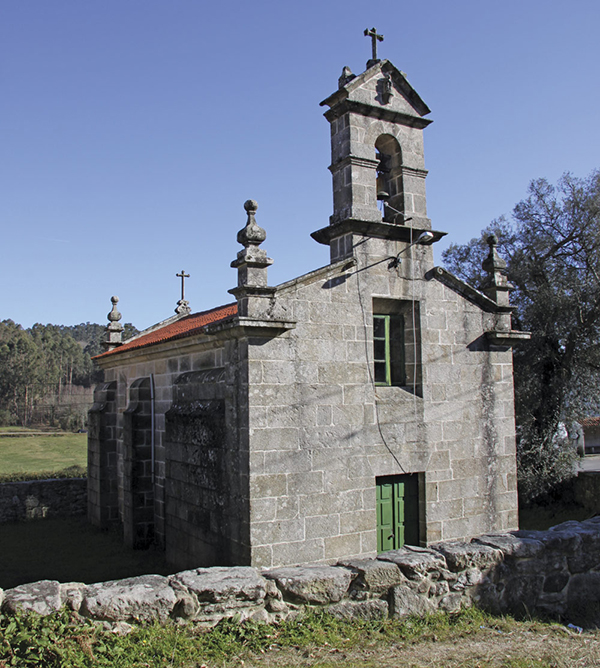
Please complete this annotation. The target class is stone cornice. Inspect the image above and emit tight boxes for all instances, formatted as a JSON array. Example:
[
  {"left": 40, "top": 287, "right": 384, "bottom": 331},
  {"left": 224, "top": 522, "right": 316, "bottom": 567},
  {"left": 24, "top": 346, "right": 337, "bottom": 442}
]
[
  {"left": 328, "top": 156, "right": 428, "bottom": 178},
  {"left": 429, "top": 266, "right": 514, "bottom": 314},
  {"left": 400, "top": 165, "right": 429, "bottom": 179},
  {"left": 485, "top": 330, "right": 531, "bottom": 347},
  {"left": 274, "top": 257, "right": 357, "bottom": 296},
  {"left": 227, "top": 286, "right": 276, "bottom": 298},
  {"left": 95, "top": 317, "right": 295, "bottom": 368},
  {"left": 311, "top": 220, "right": 446, "bottom": 246},
  {"left": 323, "top": 99, "right": 433, "bottom": 129},
  {"left": 328, "top": 154, "right": 380, "bottom": 173}
]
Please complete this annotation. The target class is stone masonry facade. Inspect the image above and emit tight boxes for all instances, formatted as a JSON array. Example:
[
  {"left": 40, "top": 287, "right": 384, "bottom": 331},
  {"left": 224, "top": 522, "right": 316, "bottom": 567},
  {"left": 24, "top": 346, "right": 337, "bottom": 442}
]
[{"left": 89, "top": 57, "right": 528, "bottom": 571}]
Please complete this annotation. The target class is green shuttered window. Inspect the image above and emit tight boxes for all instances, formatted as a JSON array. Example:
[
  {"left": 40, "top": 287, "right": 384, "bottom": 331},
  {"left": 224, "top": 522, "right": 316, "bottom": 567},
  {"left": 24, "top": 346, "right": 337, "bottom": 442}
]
[{"left": 373, "top": 314, "right": 405, "bottom": 386}]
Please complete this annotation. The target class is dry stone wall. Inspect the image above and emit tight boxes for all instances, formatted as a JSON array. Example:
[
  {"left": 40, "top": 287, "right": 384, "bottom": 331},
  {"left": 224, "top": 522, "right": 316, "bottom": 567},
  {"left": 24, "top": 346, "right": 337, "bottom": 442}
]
[
  {"left": 0, "top": 478, "right": 87, "bottom": 524},
  {"left": 2, "top": 518, "right": 599, "bottom": 628}
]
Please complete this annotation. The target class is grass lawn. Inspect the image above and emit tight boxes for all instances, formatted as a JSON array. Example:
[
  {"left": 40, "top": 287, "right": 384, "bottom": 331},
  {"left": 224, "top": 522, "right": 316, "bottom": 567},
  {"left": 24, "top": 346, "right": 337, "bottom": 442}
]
[
  {"left": 1, "top": 606, "right": 599, "bottom": 667},
  {"left": 0, "top": 432, "right": 87, "bottom": 477},
  {"left": 0, "top": 426, "right": 40, "bottom": 433}
]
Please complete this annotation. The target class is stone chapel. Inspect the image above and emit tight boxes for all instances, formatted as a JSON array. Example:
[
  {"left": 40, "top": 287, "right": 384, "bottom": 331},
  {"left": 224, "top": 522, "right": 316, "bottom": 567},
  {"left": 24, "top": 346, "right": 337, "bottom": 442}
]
[{"left": 88, "top": 52, "right": 529, "bottom": 571}]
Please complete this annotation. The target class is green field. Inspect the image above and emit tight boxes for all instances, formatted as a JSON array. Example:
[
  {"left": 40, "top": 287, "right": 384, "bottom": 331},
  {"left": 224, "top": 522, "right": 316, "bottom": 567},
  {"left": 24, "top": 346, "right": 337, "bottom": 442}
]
[{"left": 0, "top": 431, "right": 87, "bottom": 478}]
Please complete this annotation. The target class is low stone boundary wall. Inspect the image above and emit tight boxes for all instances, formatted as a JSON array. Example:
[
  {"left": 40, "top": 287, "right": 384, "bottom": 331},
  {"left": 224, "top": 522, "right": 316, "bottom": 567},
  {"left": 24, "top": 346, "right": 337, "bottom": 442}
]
[
  {"left": 1, "top": 517, "right": 599, "bottom": 628},
  {"left": 0, "top": 478, "right": 87, "bottom": 523}
]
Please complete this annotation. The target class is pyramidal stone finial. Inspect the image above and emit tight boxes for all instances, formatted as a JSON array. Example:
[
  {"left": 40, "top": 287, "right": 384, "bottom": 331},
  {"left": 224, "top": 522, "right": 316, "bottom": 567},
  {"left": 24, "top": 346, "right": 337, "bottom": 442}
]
[
  {"left": 338, "top": 66, "right": 355, "bottom": 89},
  {"left": 482, "top": 234, "right": 507, "bottom": 273},
  {"left": 481, "top": 234, "right": 513, "bottom": 306},
  {"left": 103, "top": 296, "right": 124, "bottom": 351}
]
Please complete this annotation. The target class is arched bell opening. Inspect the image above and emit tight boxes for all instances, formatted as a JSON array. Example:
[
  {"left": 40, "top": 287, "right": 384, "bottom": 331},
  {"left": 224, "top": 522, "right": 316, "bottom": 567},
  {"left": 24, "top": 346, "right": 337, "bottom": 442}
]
[{"left": 375, "top": 134, "right": 405, "bottom": 224}]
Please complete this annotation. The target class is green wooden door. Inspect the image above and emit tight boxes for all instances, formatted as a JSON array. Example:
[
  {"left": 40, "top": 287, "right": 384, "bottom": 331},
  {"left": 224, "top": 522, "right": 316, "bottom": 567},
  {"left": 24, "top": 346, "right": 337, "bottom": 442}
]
[
  {"left": 376, "top": 475, "right": 420, "bottom": 553},
  {"left": 376, "top": 480, "right": 395, "bottom": 552}
]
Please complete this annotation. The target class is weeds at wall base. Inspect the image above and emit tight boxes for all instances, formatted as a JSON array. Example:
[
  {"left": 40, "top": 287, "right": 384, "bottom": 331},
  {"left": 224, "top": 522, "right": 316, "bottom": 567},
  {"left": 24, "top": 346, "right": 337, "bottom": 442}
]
[
  {"left": 0, "top": 465, "right": 87, "bottom": 484},
  {"left": 0, "top": 607, "right": 595, "bottom": 668}
]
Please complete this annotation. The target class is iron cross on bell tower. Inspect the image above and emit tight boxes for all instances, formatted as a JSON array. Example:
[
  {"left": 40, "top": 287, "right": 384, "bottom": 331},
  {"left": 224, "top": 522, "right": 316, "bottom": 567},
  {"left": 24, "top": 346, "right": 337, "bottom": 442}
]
[{"left": 364, "top": 27, "right": 384, "bottom": 68}]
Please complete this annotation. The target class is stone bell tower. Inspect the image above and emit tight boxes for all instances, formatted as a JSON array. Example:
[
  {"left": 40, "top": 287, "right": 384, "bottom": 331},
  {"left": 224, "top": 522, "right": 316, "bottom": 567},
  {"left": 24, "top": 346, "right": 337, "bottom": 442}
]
[{"left": 312, "top": 35, "right": 445, "bottom": 259}]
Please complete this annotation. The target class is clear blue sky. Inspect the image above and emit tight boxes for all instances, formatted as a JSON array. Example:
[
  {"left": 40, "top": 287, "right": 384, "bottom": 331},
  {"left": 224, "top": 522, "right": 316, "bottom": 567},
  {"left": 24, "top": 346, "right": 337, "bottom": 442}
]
[{"left": 3, "top": 1, "right": 599, "bottom": 330}]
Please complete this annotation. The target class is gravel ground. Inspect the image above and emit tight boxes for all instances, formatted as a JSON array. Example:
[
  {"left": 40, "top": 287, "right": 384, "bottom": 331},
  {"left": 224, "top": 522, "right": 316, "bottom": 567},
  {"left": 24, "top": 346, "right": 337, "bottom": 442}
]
[{"left": 236, "top": 624, "right": 600, "bottom": 667}]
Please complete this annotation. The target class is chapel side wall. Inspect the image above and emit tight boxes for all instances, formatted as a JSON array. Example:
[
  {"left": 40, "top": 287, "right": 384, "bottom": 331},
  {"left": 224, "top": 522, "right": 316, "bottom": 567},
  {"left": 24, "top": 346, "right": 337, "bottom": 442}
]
[
  {"left": 163, "top": 338, "right": 250, "bottom": 570},
  {"left": 95, "top": 340, "right": 235, "bottom": 553},
  {"left": 246, "top": 235, "right": 518, "bottom": 568},
  {"left": 246, "top": 263, "right": 373, "bottom": 568},
  {"left": 419, "top": 279, "right": 519, "bottom": 541}
]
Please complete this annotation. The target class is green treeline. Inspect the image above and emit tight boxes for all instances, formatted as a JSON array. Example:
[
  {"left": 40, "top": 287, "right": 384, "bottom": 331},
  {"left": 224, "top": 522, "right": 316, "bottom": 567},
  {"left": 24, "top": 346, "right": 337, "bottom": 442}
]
[{"left": 0, "top": 320, "right": 138, "bottom": 428}]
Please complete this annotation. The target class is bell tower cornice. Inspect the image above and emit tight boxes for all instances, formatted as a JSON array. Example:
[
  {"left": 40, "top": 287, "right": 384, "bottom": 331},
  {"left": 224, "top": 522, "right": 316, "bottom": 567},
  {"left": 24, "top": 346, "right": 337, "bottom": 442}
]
[{"left": 322, "top": 98, "right": 433, "bottom": 129}]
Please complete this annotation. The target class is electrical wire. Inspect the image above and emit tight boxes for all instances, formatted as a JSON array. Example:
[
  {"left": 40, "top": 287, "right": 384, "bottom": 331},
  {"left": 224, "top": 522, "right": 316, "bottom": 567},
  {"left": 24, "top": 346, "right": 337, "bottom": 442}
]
[{"left": 354, "top": 238, "right": 407, "bottom": 474}]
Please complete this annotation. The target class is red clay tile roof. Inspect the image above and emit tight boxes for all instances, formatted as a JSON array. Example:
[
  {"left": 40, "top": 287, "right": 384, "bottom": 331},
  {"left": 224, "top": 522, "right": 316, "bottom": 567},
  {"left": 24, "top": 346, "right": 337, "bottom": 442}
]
[
  {"left": 95, "top": 303, "right": 237, "bottom": 359},
  {"left": 582, "top": 416, "right": 600, "bottom": 427}
]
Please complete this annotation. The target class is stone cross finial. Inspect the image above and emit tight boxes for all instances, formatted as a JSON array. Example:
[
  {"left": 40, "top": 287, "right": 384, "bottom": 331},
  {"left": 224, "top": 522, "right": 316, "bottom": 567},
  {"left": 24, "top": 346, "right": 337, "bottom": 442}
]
[
  {"left": 364, "top": 27, "right": 384, "bottom": 67},
  {"left": 175, "top": 270, "right": 192, "bottom": 315},
  {"left": 176, "top": 270, "right": 190, "bottom": 300},
  {"left": 103, "top": 296, "right": 124, "bottom": 351},
  {"left": 481, "top": 234, "right": 513, "bottom": 306}
]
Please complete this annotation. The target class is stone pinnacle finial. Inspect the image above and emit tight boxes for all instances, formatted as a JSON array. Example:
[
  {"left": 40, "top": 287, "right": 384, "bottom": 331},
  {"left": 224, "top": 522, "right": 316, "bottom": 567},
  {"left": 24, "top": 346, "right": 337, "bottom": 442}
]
[
  {"left": 103, "top": 296, "right": 124, "bottom": 351},
  {"left": 230, "top": 199, "right": 273, "bottom": 298},
  {"left": 237, "top": 200, "right": 267, "bottom": 248},
  {"left": 107, "top": 296, "right": 122, "bottom": 323},
  {"left": 482, "top": 234, "right": 507, "bottom": 273},
  {"left": 338, "top": 66, "right": 356, "bottom": 89},
  {"left": 481, "top": 234, "right": 513, "bottom": 306}
]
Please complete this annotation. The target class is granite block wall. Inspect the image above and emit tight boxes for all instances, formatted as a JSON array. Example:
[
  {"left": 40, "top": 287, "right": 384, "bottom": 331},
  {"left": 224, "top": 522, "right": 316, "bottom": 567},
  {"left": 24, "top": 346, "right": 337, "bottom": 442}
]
[
  {"left": 164, "top": 365, "right": 250, "bottom": 570},
  {"left": 94, "top": 338, "right": 232, "bottom": 555},
  {"left": 0, "top": 478, "right": 87, "bottom": 524},
  {"left": 244, "top": 234, "right": 518, "bottom": 568}
]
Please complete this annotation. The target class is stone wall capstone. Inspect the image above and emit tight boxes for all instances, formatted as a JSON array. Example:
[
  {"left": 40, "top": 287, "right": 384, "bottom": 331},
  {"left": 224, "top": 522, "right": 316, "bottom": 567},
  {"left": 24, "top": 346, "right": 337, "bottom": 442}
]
[
  {"left": 2, "top": 518, "right": 599, "bottom": 628},
  {"left": 0, "top": 478, "right": 87, "bottom": 524}
]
